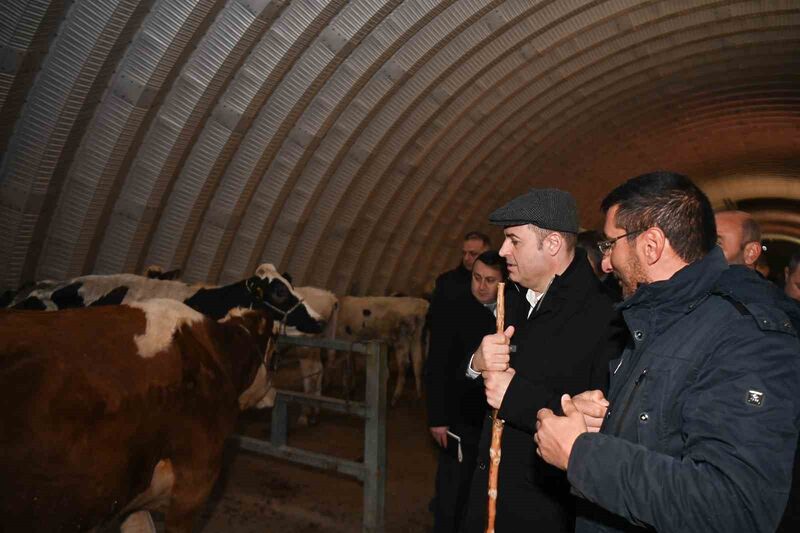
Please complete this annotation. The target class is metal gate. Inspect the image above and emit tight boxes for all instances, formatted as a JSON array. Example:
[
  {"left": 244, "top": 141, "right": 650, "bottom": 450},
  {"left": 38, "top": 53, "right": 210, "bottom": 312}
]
[{"left": 232, "top": 335, "right": 388, "bottom": 533}]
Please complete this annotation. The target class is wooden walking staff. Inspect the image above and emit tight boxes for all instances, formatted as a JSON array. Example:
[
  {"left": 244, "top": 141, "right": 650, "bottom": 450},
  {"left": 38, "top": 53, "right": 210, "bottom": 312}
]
[{"left": 486, "top": 281, "right": 505, "bottom": 533}]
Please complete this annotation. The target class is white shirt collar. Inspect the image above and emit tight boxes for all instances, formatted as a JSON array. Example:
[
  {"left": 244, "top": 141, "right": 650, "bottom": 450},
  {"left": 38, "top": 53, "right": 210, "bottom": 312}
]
[{"left": 525, "top": 277, "right": 555, "bottom": 318}]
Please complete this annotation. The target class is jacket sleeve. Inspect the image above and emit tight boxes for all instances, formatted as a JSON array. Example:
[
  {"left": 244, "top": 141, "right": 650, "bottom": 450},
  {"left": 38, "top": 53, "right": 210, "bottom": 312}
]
[
  {"left": 425, "top": 289, "right": 457, "bottom": 427},
  {"left": 497, "top": 373, "right": 556, "bottom": 434},
  {"left": 567, "top": 326, "right": 800, "bottom": 533},
  {"left": 499, "top": 314, "right": 625, "bottom": 434}
]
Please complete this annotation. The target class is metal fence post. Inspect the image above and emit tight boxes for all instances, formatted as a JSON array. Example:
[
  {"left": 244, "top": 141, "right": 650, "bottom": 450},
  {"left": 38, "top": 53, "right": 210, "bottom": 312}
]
[
  {"left": 362, "top": 341, "right": 387, "bottom": 533},
  {"left": 271, "top": 394, "right": 288, "bottom": 447}
]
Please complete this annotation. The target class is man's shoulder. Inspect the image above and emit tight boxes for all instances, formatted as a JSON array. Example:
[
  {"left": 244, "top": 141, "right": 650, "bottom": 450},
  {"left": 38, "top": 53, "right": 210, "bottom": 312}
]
[
  {"left": 436, "top": 266, "right": 469, "bottom": 285},
  {"left": 712, "top": 266, "right": 799, "bottom": 337},
  {"left": 433, "top": 267, "right": 471, "bottom": 300}
]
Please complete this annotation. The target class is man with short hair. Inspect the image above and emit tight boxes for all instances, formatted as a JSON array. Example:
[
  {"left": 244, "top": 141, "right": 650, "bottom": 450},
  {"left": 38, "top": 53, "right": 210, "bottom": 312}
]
[
  {"left": 461, "top": 189, "right": 625, "bottom": 533},
  {"left": 715, "top": 209, "right": 762, "bottom": 268},
  {"left": 426, "top": 251, "right": 506, "bottom": 533},
  {"left": 535, "top": 171, "right": 800, "bottom": 533}
]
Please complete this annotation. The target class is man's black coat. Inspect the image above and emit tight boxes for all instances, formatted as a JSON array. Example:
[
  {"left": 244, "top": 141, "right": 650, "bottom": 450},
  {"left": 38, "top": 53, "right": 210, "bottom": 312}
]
[
  {"left": 462, "top": 250, "right": 627, "bottom": 533},
  {"left": 425, "top": 287, "right": 498, "bottom": 533},
  {"left": 425, "top": 288, "right": 496, "bottom": 434}
]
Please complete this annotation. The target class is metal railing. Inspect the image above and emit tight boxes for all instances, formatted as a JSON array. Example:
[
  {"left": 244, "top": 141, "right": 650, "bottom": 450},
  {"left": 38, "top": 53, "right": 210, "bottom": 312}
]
[{"left": 232, "top": 335, "right": 388, "bottom": 533}]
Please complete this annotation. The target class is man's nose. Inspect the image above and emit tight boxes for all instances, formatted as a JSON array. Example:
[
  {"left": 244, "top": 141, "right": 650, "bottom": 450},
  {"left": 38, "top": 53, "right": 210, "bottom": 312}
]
[
  {"left": 601, "top": 254, "right": 613, "bottom": 274},
  {"left": 499, "top": 240, "right": 511, "bottom": 257}
]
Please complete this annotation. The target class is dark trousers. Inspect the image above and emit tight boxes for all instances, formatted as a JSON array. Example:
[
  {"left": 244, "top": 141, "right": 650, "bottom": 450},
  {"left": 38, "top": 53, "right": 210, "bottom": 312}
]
[{"left": 433, "top": 441, "right": 478, "bottom": 533}]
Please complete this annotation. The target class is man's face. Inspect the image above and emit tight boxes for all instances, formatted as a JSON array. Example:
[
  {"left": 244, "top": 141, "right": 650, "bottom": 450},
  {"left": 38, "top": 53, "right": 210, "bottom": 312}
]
[
  {"left": 786, "top": 267, "right": 800, "bottom": 302},
  {"left": 462, "top": 238, "right": 488, "bottom": 270},
  {"left": 602, "top": 205, "right": 648, "bottom": 299},
  {"left": 499, "top": 225, "right": 550, "bottom": 291},
  {"left": 715, "top": 212, "right": 746, "bottom": 265},
  {"left": 471, "top": 260, "right": 502, "bottom": 304}
]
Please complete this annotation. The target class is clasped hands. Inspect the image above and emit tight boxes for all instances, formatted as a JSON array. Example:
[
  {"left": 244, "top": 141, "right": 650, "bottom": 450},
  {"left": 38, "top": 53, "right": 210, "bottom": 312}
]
[
  {"left": 535, "top": 390, "right": 608, "bottom": 470},
  {"left": 471, "top": 329, "right": 609, "bottom": 470}
]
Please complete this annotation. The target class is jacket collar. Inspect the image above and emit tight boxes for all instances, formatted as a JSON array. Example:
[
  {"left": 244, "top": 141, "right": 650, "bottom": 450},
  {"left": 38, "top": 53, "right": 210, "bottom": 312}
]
[
  {"left": 620, "top": 247, "right": 728, "bottom": 334},
  {"left": 513, "top": 248, "right": 596, "bottom": 318}
]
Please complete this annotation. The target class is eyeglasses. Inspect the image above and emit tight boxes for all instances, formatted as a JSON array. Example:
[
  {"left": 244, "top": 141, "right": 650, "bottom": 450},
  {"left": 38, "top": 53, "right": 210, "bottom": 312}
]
[{"left": 597, "top": 230, "right": 644, "bottom": 255}]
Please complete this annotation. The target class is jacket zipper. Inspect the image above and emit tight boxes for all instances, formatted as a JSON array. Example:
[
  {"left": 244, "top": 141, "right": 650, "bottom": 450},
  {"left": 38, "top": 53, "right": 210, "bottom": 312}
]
[{"left": 609, "top": 367, "right": 648, "bottom": 435}]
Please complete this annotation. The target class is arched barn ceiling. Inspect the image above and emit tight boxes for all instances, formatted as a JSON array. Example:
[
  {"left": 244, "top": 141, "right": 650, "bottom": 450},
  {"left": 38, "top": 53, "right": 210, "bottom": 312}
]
[{"left": 1, "top": 0, "right": 799, "bottom": 295}]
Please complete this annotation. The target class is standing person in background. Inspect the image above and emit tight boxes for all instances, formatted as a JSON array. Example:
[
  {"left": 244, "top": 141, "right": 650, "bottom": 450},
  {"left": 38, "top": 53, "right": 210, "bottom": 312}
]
[
  {"left": 425, "top": 231, "right": 490, "bottom": 525},
  {"left": 714, "top": 210, "right": 762, "bottom": 268},
  {"left": 430, "top": 232, "right": 492, "bottom": 312},
  {"left": 535, "top": 171, "right": 800, "bottom": 533},
  {"left": 461, "top": 189, "right": 626, "bottom": 533},
  {"left": 425, "top": 251, "right": 507, "bottom": 533}
]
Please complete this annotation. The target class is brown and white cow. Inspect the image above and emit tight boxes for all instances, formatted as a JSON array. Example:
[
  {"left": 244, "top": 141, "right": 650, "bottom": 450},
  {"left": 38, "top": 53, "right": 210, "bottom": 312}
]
[
  {"left": 0, "top": 300, "right": 274, "bottom": 532},
  {"left": 337, "top": 296, "right": 429, "bottom": 406},
  {"left": 8, "top": 264, "right": 325, "bottom": 336}
]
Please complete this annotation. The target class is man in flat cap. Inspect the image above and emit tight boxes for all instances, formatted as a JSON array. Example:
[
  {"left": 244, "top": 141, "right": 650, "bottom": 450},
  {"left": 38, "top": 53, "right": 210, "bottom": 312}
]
[{"left": 461, "top": 188, "right": 626, "bottom": 533}]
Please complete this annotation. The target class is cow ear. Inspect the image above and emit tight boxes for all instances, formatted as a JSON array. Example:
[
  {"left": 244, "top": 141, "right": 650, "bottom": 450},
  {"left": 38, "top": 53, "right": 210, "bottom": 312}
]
[
  {"left": 282, "top": 271, "right": 293, "bottom": 285},
  {"left": 161, "top": 268, "right": 181, "bottom": 280}
]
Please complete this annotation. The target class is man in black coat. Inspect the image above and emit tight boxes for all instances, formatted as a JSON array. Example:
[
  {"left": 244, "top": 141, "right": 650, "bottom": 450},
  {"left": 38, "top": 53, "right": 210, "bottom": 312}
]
[
  {"left": 461, "top": 189, "right": 626, "bottom": 532},
  {"left": 426, "top": 251, "right": 507, "bottom": 533}
]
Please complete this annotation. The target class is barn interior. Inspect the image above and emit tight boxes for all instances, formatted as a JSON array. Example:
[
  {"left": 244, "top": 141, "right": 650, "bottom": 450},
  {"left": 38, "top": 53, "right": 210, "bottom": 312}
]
[
  {"left": 2, "top": 0, "right": 799, "bottom": 296},
  {"left": 1, "top": 1, "right": 799, "bottom": 531}
]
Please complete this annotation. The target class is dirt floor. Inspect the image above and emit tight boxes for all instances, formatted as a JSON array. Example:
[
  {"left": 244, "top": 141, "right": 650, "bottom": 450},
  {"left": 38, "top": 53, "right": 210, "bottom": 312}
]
[{"left": 189, "top": 357, "right": 439, "bottom": 532}]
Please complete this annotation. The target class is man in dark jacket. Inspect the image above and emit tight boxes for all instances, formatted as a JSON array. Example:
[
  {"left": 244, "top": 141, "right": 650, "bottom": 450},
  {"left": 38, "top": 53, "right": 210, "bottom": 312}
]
[
  {"left": 429, "top": 231, "right": 492, "bottom": 312},
  {"left": 535, "top": 171, "right": 800, "bottom": 533},
  {"left": 461, "top": 189, "right": 626, "bottom": 532},
  {"left": 426, "top": 251, "right": 507, "bottom": 533}
]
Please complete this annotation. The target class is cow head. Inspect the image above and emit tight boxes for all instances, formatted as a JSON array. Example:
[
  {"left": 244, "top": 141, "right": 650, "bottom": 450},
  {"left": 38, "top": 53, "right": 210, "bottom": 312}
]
[
  {"left": 221, "top": 308, "right": 277, "bottom": 409},
  {"left": 245, "top": 264, "right": 325, "bottom": 335}
]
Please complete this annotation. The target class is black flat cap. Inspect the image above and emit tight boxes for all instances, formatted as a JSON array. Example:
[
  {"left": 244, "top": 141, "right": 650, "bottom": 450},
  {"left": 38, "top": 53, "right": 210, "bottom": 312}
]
[{"left": 489, "top": 188, "right": 579, "bottom": 233}]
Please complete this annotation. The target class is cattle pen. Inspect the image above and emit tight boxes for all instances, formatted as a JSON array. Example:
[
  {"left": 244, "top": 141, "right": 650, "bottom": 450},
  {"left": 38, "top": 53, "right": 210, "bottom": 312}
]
[{"left": 231, "top": 335, "right": 389, "bottom": 533}]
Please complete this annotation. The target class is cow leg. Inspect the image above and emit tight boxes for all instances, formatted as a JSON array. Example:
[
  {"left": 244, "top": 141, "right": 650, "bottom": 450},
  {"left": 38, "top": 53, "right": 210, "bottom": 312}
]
[
  {"left": 412, "top": 328, "right": 424, "bottom": 399},
  {"left": 391, "top": 342, "right": 409, "bottom": 407},
  {"left": 321, "top": 347, "right": 337, "bottom": 392},
  {"left": 297, "top": 347, "right": 322, "bottom": 426},
  {"left": 164, "top": 448, "right": 224, "bottom": 533},
  {"left": 120, "top": 511, "right": 156, "bottom": 533}
]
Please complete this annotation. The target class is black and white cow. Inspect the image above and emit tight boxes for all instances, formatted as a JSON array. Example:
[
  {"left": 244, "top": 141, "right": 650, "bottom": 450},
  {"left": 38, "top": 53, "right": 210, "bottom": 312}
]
[{"left": 8, "top": 264, "right": 325, "bottom": 336}]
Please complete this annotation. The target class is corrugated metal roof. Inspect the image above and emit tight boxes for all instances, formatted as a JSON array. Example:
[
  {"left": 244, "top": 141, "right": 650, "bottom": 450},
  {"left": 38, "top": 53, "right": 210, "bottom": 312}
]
[{"left": 1, "top": 0, "right": 798, "bottom": 294}]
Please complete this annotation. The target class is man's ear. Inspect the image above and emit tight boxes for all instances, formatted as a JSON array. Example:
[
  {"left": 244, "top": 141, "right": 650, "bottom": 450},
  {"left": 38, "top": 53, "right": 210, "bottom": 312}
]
[
  {"left": 743, "top": 242, "right": 761, "bottom": 267},
  {"left": 641, "top": 227, "right": 666, "bottom": 266},
  {"left": 545, "top": 232, "right": 562, "bottom": 256},
  {"left": 786, "top": 266, "right": 791, "bottom": 282}
]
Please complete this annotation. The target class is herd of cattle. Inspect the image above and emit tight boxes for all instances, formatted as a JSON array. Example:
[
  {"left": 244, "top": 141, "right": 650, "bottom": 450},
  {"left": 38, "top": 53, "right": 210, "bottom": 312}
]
[{"left": 0, "top": 266, "right": 429, "bottom": 532}]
